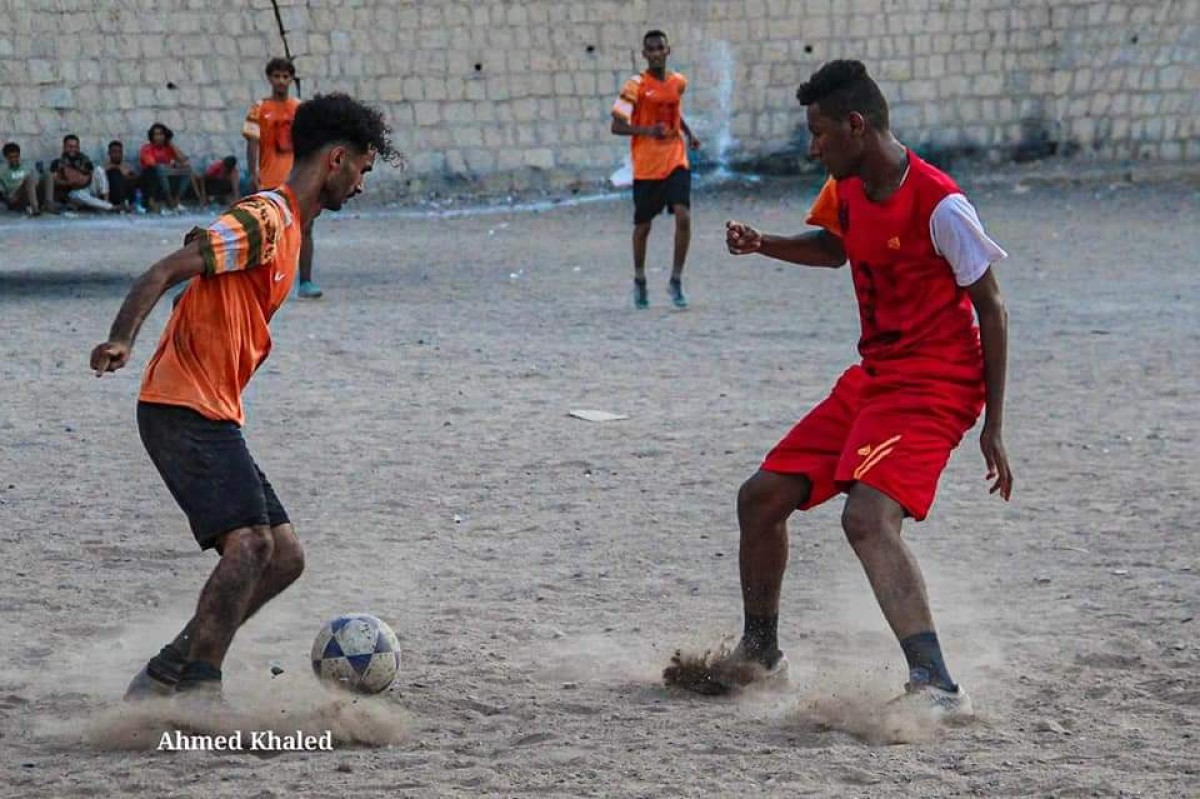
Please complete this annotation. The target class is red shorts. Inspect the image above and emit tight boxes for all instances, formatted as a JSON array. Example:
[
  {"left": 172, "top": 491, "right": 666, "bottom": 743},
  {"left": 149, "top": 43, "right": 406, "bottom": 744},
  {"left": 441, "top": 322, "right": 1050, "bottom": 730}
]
[{"left": 761, "top": 362, "right": 984, "bottom": 521}]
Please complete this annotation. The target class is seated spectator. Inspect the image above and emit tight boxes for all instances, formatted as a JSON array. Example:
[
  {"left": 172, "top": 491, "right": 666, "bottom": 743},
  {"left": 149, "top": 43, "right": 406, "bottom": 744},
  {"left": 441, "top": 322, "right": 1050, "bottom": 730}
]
[
  {"left": 102, "top": 140, "right": 139, "bottom": 211},
  {"left": 45, "top": 134, "right": 114, "bottom": 213},
  {"left": 139, "top": 122, "right": 200, "bottom": 214},
  {"left": 0, "top": 142, "right": 41, "bottom": 216},
  {"left": 203, "top": 156, "right": 241, "bottom": 206}
]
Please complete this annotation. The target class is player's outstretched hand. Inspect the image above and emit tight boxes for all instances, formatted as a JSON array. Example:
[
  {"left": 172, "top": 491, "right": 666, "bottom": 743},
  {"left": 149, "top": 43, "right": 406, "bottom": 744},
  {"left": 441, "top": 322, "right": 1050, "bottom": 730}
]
[
  {"left": 980, "top": 424, "right": 1013, "bottom": 500},
  {"left": 726, "top": 220, "right": 762, "bottom": 255},
  {"left": 91, "top": 340, "right": 131, "bottom": 376}
]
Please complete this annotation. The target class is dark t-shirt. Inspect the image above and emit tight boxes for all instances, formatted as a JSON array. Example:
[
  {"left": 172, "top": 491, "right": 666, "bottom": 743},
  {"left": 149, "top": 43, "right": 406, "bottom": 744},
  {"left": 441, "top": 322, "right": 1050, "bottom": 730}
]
[{"left": 49, "top": 152, "right": 94, "bottom": 174}]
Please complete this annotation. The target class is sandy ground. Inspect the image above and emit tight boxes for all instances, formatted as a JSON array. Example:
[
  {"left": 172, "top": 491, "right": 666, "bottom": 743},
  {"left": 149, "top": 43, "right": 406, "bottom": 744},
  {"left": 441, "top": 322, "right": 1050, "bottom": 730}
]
[{"left": 0, "top": 175, "right": 1197, "bottom": 798}]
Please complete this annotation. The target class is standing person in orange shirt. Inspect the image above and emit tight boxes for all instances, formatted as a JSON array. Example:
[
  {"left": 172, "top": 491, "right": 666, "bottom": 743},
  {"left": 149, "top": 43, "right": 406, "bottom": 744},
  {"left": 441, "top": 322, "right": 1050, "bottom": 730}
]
[
  {"left": 244, "top": 57, "right": 323, "bottom": 299},
  {"left": 90, "top": 93, "right": 396, "bottom": 704},
  {"left": 611, "top": 30, "right": 701, "bottom": 310}
]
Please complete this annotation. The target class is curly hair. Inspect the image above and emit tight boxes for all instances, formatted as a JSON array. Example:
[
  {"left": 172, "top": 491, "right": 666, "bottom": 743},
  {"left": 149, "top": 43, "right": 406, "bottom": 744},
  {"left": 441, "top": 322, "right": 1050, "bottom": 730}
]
[
  {"left": 292, "top": 93, "right": 400, "bottom": 166},
  {"left": 265, "top": 57, "right": 295, "bottom": 77},
  {"left": 147, "top": 122, "right": 174, "bottom": 142},
  {"left": 796, "top": 59, "right": 889, "bottom": 130}
]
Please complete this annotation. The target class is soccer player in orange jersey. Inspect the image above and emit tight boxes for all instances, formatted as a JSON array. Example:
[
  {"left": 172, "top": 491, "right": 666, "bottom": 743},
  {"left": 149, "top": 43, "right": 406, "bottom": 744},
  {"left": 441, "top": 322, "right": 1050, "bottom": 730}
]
[
  {"left": 91, "top": 94, "right": 396, "bottom": 703},
  {"left": 244, "top": 58, "right": 323, "bottom": 299},
  {"left": 611, "top": 30, "right": 701, "bottom": 309},
  {"left": 700, "top": 61, "right": 1013, "bottom": 716}
]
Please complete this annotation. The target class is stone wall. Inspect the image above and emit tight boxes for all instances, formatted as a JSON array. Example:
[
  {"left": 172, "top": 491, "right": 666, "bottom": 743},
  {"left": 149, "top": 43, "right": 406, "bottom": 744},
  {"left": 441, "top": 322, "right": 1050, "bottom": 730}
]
[{"left": 1, "top": 0, "right": 1196, "bottom": 199}]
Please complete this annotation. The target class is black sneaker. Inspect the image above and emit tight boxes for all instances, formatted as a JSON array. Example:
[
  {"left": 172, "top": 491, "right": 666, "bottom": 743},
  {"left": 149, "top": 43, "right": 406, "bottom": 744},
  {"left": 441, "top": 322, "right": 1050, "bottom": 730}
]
[
  {"left": 123, "top": 644, "right": 187, "bottom": 701},
  {"left": 633, "top": 279, "right": 649, "bottom": 309},
  {"left": 668, "top": 278, "right": 688, "bottom": 309}
]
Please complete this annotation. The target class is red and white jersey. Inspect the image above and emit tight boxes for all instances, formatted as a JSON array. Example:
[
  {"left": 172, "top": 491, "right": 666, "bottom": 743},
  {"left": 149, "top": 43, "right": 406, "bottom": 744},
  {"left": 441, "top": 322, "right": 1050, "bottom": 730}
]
[{"left": 806, "top": 151, "right": 1006, "bottom": 370}]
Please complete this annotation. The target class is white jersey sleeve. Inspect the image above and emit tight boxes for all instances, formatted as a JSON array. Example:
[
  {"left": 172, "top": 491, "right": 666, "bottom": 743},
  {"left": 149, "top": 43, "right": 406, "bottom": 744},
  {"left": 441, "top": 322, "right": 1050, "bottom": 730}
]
[{"left": 930, "top": 193, "right": 1008, "bottom": 287}]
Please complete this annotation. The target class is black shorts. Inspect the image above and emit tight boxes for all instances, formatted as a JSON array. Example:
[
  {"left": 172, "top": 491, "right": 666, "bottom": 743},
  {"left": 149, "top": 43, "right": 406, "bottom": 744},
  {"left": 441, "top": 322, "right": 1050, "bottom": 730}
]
[
  {"left": 137, "top": 401, "right": 289, "bottom": 550},
  {"left": 204, "top": 177, "right": 234, "bottom": 198},
  {"left": 632, "top": 167, "right": 691, "bottom": 225}
]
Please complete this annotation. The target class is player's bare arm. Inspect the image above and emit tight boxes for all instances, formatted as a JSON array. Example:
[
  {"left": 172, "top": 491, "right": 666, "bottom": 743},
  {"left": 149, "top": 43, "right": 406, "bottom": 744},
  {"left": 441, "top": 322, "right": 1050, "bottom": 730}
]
[
  {"left": 966, "top": 268, "right": 1013, "bottom": 500},
  {"left": 680, "top": 118, "right": 701, "bottom": 149},
  {"left": 611, "top": 113, "right": 668, "bottom": 139},
  {"left": 90, "top": 241, "right": 208, "bottom": 375},
  {"left": 725, "top": 221, "right": 846, "bottom": 267}
]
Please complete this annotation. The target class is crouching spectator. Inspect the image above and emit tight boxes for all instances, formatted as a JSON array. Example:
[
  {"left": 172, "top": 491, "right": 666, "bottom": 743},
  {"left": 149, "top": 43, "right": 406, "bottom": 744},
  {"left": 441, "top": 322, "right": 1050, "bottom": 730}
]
[
  {"left": 139, "top": 122, "right": 197, "bottom": 214},
  {"left": 0, "top": 142, "right": 41, "bottom": 216},
  {"left": 45, "top": 134, "right": 114, "bottom": 212},
  {"left": 203, "top": 155, "right": 241, "bottom": 206},
  {"left": 103, "top": 140, "right": 139, "bottom": 211}
]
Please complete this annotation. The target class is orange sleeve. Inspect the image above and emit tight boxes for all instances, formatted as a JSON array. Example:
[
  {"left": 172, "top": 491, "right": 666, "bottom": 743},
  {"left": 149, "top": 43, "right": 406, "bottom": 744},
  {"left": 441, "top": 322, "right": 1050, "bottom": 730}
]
[
  {"left": 185, "top": 195, "right": 283, "bottom": 276},
  {"left": 805, "top": 178, "right": 843, "bottom": 237},
  {"left": 242, "top": 102, "right": 262, "bottom": 141}
]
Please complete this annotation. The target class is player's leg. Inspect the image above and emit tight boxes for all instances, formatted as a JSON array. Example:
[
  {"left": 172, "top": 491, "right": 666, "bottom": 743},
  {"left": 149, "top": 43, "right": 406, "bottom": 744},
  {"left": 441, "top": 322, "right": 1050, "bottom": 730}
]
[
  {"left": 142, "top": 522, "right": 302, "bottom": 694},
  {"left": 238, "top": 524, "right": 304, "bottom": 623},
  {"left": 840, "top": 483, "right": 946, "bottom": 669},
  {"left": 836, "top": 379, "right": 983, "bottom": 713},
  {"left": 631, "top": 221, "right": 652, "bottom": 308},
  {"left": 840, "top": 484, "right": 969, "bottom": 716},
  {"left": 126, "top": 402, "right": 279, "bottom": 700},
  {"left": 237, "top": 468, "right": 304, "bottom": 623},
  {"left": 666, "top": 168, "right": 692, "bottom": 308},
  {"left": 631, "top": 178, "right": 665, "bottom": 308},
  {"left": 180, "top": 525, "right": 276, "bottom": 681},
  {"left": 297, "top": 222, "right": 323, "bottom": 298},
  {"left": 721, "top": 367, "right": 868, "bottom": 679},
  {"left": 735, "top": 470, "right": 811, "bottom": 663}
]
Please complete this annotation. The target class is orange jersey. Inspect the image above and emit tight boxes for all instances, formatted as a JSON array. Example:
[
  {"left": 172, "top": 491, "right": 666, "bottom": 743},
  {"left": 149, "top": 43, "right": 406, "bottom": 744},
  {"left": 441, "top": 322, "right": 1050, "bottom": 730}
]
[
  {"left": 612, "top": 71, "right": 689, "bottom": 180},
  {"left": 139, "top": 186, "right": 303, "bottom": 425},
  {"left": 243, "top": 98, "right": 300, "bottom": 189}
]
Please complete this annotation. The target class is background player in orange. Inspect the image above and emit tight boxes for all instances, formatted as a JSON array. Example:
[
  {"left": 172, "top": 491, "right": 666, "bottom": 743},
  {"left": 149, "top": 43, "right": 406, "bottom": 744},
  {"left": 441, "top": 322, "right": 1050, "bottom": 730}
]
[
  {"left": 90, "top": 93, "right": 395, "bottom": 703},
  {"left": 611, "top": 30, "right": 701, "bottom": 309},
  {"left": 244, "top": 57, "right": 323, "bottom": 299},
  {"left": 679, "top": 61, "right": 1013, "bottom": 715}
]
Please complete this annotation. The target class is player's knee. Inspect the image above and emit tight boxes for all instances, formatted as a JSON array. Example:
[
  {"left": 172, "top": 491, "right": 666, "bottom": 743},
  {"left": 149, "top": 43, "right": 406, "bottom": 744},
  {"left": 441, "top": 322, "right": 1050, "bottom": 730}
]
[
  {"left": 738, "top": 474, "right": 785, "bottom": 529},
  {"left": 223, "top": 525, "right": 275, "bottom": 566},
  {"left": 841, "top": 502, "right": 884, "bottom": 547},
  {"left": 273, "top": 533, "right": 305, "bottom": 586},
  {"left": 634, "top": 221, "right": 653, "bottom": 236},
  {"left": 673, "top": 206, "right": 691, "bottom": 229}
]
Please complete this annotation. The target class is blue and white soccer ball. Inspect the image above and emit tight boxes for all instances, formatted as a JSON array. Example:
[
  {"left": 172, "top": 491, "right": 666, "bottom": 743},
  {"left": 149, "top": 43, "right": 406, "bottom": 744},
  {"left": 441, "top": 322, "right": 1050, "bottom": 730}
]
[{"left": 311, "top": 614, "right": 401, "bottom": 695}]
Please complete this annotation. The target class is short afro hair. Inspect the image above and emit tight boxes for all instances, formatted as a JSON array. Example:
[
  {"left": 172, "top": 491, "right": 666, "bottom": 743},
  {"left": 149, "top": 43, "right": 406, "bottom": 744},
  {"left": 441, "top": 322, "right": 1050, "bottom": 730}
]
[
  {"left": 796, "top": 60, "right": 889, "bottom": 130},
  {"left": 2, "top": 142, "right": 19, "bottom": 156},
  {"left": 291, "top": 92, "right": 399, "bottom": 166},
  {"left": 265, "top": 57, "right": 296, "bottom": 77},
  {"left": 644, "top": 29, "right": 668, "bottom": 46}
]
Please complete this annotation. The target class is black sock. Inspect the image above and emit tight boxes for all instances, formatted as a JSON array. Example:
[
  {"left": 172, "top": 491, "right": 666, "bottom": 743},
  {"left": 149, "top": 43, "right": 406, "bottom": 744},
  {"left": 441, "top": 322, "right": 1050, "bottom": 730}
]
[
  {"left": 743, "top": 613, "right": 779, "bottom": 659},
  {"left": 179, "top": 661, "right": 222, "bottom": 685},
  {"left": 900, "top": 632, "right": 956, "bottom": 691},
  {"left": 669, "top": 276, "right": 682, "bottom": 286},
  {"left": 146, "top": 643, "right": 188, "bottom": 684},
  {"left": 634, "top": 277, "right": 647, "bottom": 286}
]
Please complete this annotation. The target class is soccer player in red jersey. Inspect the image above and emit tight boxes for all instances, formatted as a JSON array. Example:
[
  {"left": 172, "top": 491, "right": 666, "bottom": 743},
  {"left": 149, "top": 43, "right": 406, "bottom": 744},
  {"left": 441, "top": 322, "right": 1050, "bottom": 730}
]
[{"left": 715, "top": 60, "right": 1013, "bottom": 715}]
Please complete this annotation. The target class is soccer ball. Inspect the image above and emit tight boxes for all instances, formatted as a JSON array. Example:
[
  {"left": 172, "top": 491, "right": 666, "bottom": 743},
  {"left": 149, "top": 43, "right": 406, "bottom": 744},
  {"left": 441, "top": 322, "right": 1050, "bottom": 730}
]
[{"left": 311, "top": 614, "right": 401, "bottom": 694}]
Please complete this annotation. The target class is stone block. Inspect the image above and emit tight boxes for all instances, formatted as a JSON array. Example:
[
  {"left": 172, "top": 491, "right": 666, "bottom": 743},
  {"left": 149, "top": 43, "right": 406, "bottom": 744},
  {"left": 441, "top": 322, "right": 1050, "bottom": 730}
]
[
  {"left": 525, "top": 148, "right": 555, "bottom": 170},
  {"left": 414, "top": 101, "right": 440, "bottom": 127}
]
